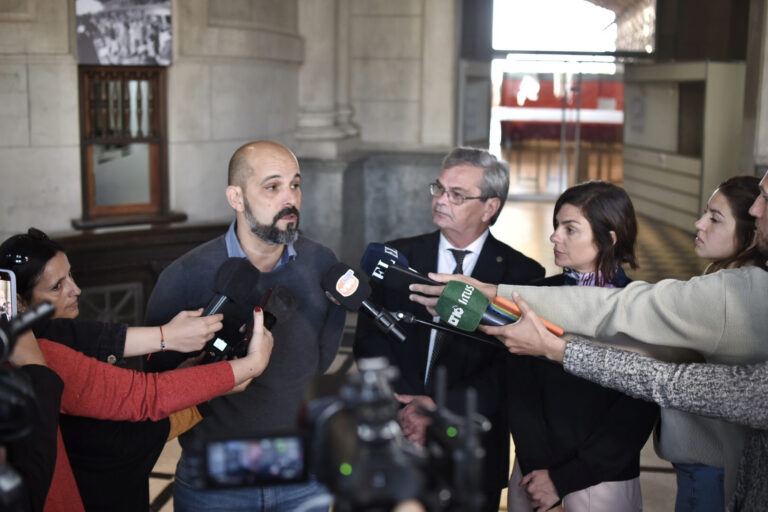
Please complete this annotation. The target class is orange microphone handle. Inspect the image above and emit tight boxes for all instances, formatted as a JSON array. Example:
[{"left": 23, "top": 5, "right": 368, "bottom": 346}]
[{"left": 492, "top": 295, "right": 565, "bottom": 337}]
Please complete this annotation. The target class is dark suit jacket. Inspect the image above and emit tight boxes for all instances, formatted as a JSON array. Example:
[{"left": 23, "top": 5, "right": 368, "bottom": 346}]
[{"left": 353, "top": 230, "right": 545, "bottom": 491}]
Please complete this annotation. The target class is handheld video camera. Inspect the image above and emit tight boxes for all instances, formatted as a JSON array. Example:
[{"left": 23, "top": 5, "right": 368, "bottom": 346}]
[
  {"left": 190, "top": 357, "right": 490, "bottom": 512},
  {"left": 0, "top": 269, "right": 56, "bottom": 510}
]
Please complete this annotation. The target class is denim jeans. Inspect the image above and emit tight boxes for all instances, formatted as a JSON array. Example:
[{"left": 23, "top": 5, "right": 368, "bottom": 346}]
[
  {"left": 673, "top": 463, "right": 725, "bottom": 512},
  {"left": 173, "top": 453, "right": 332, "bottom": 512}
]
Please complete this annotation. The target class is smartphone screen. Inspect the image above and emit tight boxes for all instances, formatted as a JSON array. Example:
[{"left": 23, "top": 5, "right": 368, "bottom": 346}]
[
  {"left": 0, "top": 269, "right": 17, "bottom": 320},
  {"left": 204, "top": 435, "right": 307, "bottom": 488}
]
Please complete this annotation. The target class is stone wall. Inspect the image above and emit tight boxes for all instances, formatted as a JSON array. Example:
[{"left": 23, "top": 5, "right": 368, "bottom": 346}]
[
  {"left": 341, "top": 151, "right": 441, "bottom": 264},
  {"left": 0, "top": 0, "right": 307, "bottom": 240},
  {"left": 0, "top": 0, "right": 80, "bottom": 241},
  {"left": 167, "top": 0, "right": 303, "bottom": 224},
  {"left": 0, "top": 0, "right": 458, "bottom": 248},
  {"left": 349, "top": 0, "right": 456, "bottom": 148},
  {"left": 298, "top": 151, "right": 441, "bottom": 262}
]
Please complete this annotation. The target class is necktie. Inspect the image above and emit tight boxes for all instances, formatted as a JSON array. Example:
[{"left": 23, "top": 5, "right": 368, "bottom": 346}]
[
  {"left": 449, "top": 248, "right": 469, "bottom": 274},
  {"left": 426, "top": 249, "right": 470, "bottom": 386}
]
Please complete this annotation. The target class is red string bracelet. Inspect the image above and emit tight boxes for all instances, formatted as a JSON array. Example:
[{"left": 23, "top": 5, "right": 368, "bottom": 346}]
[{"left": 160, "top": 325, "right": 167, "bottom": 351}]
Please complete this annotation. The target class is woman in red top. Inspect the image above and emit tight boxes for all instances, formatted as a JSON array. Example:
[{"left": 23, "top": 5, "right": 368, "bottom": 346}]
[
  {"left": 0, "top": 227, "right": 248, "bottom": 511},
  {"left": 9, "top": 306, "right": 273, "bottom": 512}
]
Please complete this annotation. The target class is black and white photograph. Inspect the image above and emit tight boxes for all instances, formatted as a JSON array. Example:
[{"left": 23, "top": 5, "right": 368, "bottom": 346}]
[{"left": 76, "top": 0, "right": 172, "bottom": 66}]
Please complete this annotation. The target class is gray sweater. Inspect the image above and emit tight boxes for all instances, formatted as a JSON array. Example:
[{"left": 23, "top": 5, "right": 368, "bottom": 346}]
[
  {"left": 564, "top": 338, "right": 768, "bottom": 511},
  {"left": 145, "top": 234, "right": 346, "bottom": 446},
  {"left": 499, "top": 266, "right": 768, "bottom": 499}
]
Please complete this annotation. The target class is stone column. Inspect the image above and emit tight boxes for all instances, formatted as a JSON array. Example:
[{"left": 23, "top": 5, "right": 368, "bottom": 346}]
[
  {"left": 335, "top": 0, "right": 358, "bottom": 136},
  {"left": 296, "top": 0, "right": 356, "bottom": 158}
]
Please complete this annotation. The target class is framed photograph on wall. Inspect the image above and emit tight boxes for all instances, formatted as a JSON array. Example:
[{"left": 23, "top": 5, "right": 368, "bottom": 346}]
[{"left": 75, "top": 0, "right": 172, "bottom": 66}]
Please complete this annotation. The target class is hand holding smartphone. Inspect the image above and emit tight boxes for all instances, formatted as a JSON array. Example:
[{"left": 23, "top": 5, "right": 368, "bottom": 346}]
[
  {"left": 0, "top": 269, "right": 54, "bottom": 364},
  {"left": 0, "top": 268, "right": 17, "bottom": 321}
]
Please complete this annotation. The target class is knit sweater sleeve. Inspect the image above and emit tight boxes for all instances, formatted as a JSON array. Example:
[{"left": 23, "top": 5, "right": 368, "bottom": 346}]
[
  {"left": 563, "top": 337, "right": 768, "bottom": 430},
  {"left": 39, "top": 339, "right": 235, "bottom": 421}
]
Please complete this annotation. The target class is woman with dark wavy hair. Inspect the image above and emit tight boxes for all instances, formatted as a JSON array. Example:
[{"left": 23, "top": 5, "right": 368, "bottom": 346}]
[
  {"left": 548, "top": 179, "right": 638, "bottom": 287},
  {"left": 506, "top": 181, "right": 657, "bottom": 512}
]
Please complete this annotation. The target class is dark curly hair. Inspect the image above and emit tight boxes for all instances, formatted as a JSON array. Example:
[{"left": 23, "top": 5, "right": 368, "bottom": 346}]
[{"left": 0, "top": 228, "right": 64, "bottom": 303}]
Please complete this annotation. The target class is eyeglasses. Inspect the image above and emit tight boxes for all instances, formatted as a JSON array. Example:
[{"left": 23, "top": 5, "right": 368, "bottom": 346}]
[
  {"left": 3, "top": 228, "right": 49, "bottom": 266},
  {"left": 429, "top": 181, "right": 487, "bottom": 205}
]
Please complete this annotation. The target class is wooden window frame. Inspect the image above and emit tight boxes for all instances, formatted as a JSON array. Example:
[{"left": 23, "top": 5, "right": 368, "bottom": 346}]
[{"left": 74, "top": 65, "right": 185, "bottom": 229}]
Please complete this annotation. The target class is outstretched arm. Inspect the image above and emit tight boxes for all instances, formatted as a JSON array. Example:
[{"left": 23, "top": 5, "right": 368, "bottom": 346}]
[
  {"left": 33, "top": 311, "right": 223, "bottom": 362},
  {"left": 494, "top": 270, "right": 762, "bottom": 357},
  {"left": 429, "top": 267, "right": 768, "bottom": 360},
  {"left": 124, "top": 309, "right": 223, "bottom": 357},
  {"left": 409, "top": 273, "right": 498, "bottom": 317},
  {"left": 564, "top": 337, "right": 768, "bottom": 430},
  {"left": 41, "top": 309, "right": 274, "bottom": 422},
  {"left": 478, "top": 292, "right": 568, "bottom": 362},
  {"left": 481, "top": 293, "right": 768, "bottom": 430}
]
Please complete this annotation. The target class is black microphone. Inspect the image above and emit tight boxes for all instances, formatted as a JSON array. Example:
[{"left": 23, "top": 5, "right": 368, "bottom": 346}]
[
  {"left": 392, "top": 311, "right": 505, "bottom": 350},
  {"left": 321, "top": 262, "right": 407, "bottom": 343},
  {"left": 0, "top": 301, "right": 56, "bottom": 362},
  {"left": 359, "top": 243, "right": 441, "bottom": 292},
  {"left": 260, "top": 284, "right": 298, "bottom": 330},
  {"left": 202, "top": 258, "right": 261, "bottom": 316},
  {"left": 231, "top": 285, "right": 298, "bottom": 359},
  {"left": 200, "top": 258, "right": 262, "bottom": 363}
]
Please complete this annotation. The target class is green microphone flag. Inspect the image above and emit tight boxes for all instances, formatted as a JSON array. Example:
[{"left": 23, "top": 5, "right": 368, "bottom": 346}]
[{"left": 435, "top": 280, "right": 490, "bottom": 331}]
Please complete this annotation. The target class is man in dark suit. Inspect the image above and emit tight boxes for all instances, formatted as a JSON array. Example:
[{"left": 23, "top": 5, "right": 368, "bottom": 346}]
[{"left": 354, "top": 147, "right": 544, "bottom": 511}]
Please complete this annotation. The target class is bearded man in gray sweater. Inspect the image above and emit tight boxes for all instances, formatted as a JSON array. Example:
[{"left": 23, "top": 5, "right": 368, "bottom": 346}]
[{"left": 145, "top": 141, "right": 346, "bottom": 512}]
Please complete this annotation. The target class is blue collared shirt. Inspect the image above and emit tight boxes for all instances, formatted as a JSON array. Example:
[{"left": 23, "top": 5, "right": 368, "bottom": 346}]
[{"left": 224, "top": 220, "right": 297, "bottom": 270}]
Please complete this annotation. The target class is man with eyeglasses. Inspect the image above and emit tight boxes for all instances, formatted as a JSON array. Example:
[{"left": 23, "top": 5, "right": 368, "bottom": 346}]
[{"left": 354, "top": 146, "right": 544, "bottom": 512}]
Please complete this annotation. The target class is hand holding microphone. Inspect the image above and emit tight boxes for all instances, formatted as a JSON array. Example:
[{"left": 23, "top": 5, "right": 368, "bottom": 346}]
[
  {"left": 488, "top": 295, "right": 563, "bottom": 336},
  {"left": 359, "top": 242, "right": 565, "bottom": 354},
  {"left": 227, "top": 307, "right": 275, "bottom": 391},
  {"left": 199, "top": 258, "right": 263, "bottom": 363},
  {"left": 434, "top": 281, "right": 508, "bottom": 331},
  {"left": 479, "top": 292, "right": 568, "bottom": 363},
  {"left": 230, "top": 285, "right": 298, "bottom": 359},
  {"left": 408, "top": 273, "right": 498, "bottom": 317},
  {"left": 160, "top": 308, "right": 224, "bottom": 354},
  {"left": 434, "top": 281, "right": 564, "bottom": 356}
]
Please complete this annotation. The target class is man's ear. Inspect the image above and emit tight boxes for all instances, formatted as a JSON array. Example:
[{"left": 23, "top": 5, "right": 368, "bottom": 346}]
[
  {"left": 226, "top": 185, "right": 244, "bottom": 212},
  {"left": 609, "top": 230, "right": 617, "bottom": 246},
  {"left": 482, "top": 197, "right": 502, "bottom": 223}
]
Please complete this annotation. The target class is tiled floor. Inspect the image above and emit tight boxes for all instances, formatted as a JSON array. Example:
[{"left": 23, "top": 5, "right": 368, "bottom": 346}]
[{"left": 150, "top": 199, "right": 702, "bottom": 511}]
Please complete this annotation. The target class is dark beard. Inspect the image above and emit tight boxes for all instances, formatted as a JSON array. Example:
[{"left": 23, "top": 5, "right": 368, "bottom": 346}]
[{"left": 244, "top": 202, "right": 300, "bottom": 245}]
